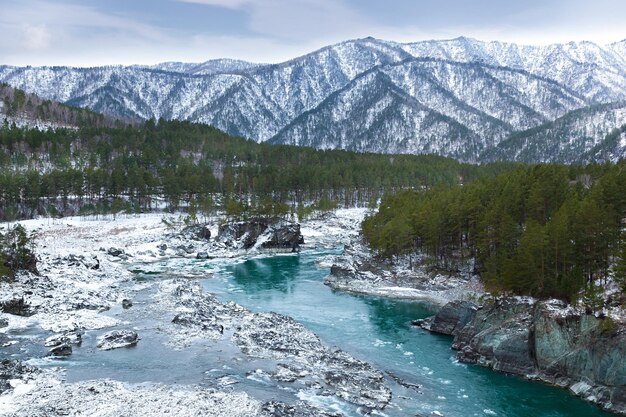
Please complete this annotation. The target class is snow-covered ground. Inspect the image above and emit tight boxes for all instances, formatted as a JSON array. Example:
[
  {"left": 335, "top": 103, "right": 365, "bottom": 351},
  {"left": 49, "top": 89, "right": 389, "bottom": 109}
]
[{"left": 0, "top": 208, "right": 391, "bottom": 416}]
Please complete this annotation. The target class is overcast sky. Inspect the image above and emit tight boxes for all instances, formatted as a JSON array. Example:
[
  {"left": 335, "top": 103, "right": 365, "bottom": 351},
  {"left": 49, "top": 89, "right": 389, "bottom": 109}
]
[{"left": 2, "top": 0, "right": 625, "bottom": 67}]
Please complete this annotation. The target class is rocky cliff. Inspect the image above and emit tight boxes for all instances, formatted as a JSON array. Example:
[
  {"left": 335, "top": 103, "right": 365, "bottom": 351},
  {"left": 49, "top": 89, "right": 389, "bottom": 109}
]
[{"left": 416, "top": 298, "right": 626, "bottom": 415}]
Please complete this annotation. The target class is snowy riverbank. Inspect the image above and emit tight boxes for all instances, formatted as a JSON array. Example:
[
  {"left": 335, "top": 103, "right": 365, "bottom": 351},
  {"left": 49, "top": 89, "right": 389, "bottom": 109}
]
[{"left": 0, "top": 209, "right": 399, "bottom": 416}]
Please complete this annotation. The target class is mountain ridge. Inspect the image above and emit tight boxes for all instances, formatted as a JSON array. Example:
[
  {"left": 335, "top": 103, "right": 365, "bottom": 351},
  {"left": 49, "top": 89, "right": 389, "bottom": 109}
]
[{"left": 2, "top": 36, "right": 626, "bottom": 162}]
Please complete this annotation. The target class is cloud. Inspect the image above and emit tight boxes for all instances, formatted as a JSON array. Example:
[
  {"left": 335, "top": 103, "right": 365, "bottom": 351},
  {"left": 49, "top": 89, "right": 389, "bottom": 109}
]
[
  {"left": 21, "top": 24, "right": 52, "bottom": 50},
  {"left": 176, "top": 0, "right": 372, "bottom": 41},
  {"left": 177, "top": 0, "right": 249, "bottom": 9},
  {"left": 2, "top": 0, "right": 626, "bottom": 67}
]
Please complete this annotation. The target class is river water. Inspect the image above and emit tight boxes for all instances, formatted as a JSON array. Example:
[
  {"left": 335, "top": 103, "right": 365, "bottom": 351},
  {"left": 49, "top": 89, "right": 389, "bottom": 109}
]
[{"left": 12, "top": 248, "right": 613, "bottom": 417}]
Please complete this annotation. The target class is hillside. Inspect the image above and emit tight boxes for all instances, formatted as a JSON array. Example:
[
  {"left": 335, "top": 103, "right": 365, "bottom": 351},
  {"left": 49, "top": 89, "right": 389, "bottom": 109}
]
[{"left": 2, "top": 37, "right": 626, "bottom": 162}]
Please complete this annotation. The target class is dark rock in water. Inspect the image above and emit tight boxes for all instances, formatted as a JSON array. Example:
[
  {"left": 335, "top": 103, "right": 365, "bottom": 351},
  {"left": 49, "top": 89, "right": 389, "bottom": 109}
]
[
  {"left": 1, "top": 297, "right": 33, "bottom": 316},
  {"left": 122, "top": 299, "right": 133, "bottom": 309},
  {"left": 0, "top": 318, "right": 8, "bottom": 328},
  {"left": 107, "top": 247, "right": 124, "bottom": 257},
  {"left": 218, "top": 218, "right": 304, "bottom": 250},
  {"left": 157, "top": 243, "right": 167, "bottom": 251},
  {"left": 97, "top": 330, "right": 139, "bottom": 350},
  {"left": 196, "top": 252, "right": 209, "bottom": 259},
  {"left": 180, "top": 224, "right": 212, "bottom": 241},
  {"left": 47, "top": 343, "right": 72, "bottom": 357},
  {"left": 0, "top": 359, "right": 38, "bottom": 394}
]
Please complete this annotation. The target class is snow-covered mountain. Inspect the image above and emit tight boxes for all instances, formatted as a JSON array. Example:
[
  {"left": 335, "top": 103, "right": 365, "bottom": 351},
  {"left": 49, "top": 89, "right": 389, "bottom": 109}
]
[
  {"left": 269, "top": 59, "right": 587, "bottom": 160},
  {"left": 2, "top": 36, "right": 626, "bottom": 162},
  {"left": 482, "top": 102, "right": 626, "bottom": 163}
]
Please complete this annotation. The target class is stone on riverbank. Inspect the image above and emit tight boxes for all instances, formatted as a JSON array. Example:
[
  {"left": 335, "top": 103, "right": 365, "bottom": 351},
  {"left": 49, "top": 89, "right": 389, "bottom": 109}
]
[{"left": 97, "top": 330, "right": 139, "bottom": 350}]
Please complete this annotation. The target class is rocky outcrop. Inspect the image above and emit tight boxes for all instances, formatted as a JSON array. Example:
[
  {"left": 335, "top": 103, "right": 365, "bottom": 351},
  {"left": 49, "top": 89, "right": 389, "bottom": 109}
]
[
  {"left": 218, "top": 218, "right": 304, "bottom": 251},
  {"left": 417, "top": 298, "right": 626, "bottom": 415},
  {"left": 181, "top": 224, "right": 212, "bottom": 241},
  {"left": 0, "top": 359, "right": 38, "bottom": 394},
  {"left": 97, "top": 330, "right": 139, "bottom": 350},
  {"left": 413, "top": 300, "right": 478, "bottom": 335}
]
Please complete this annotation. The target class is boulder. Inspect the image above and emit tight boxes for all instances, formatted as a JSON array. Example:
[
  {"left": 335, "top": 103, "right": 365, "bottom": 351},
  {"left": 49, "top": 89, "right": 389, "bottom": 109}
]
[
  {"left": 107, "top": 247, "right": 124, "bottom": 257},
  {"left": 1, "top": 297, "right": 32, "bottom": 316},
  {"left": 97, "top": 330, "right": 139, "bottom": 350},
  {"left": 47, "top": 343, "right": 72, "bottom": 357},
  {"left": 122, "top": 299, "right": 133, "bottom": 309},
  {"left": 196, "top": 252, "right": 209, "bottom": 259}
]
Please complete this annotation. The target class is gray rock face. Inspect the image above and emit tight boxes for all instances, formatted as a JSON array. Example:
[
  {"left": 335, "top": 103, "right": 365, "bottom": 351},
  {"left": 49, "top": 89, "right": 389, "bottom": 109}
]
[
  {"left": 425, "top": 300, "right": 478, "bottom": 335},
  {"left": 97, "top": 330, "right": 139, "bottom": 351},
  {"left": 419, "top": 298, "right": 626, "bottom": 414},
  {"left": 218, "top": 219, "right": 304, "bottom": 250}
]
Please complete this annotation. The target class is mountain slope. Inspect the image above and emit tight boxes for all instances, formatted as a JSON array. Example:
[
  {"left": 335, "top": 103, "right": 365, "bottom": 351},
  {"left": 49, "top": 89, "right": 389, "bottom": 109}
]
[
  {"left": 481, "top": 102, "right": 626, "bottom": 163},
  {"left": 2, "top": 37, "right": 626, "bottom": 162},
  {"left": 270, "top": 59, "right": 588, "bottom": 160},
  {"left": 401, "top": 37, "right": 626, "bottom": 103},
  {"left": 0, "top": 83, "right": 125, "bottom": 129}
]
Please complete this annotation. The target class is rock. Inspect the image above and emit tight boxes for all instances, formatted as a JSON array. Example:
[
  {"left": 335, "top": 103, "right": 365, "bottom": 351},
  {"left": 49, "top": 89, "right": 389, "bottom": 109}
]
[
  {"left": 45, "top": 330, "right": 83, "bottom": 347},
  {"left": 1, "top": 297, "right": 33, "bottom": 316},
  {"left": 122, "top": 299, "right": 133, "bottom": 309},
  {"left": 157, "top": 243, "right": 167, "bottom": 251},
  {"left": 64, "top": 254, "right": 99, "bottom": 269},
  {"left": 217, "top": 218, "right": 304, "bottom": 250},
  {"left": 261, "top": 400, "right": 342, "bottom": 417},
  {"left": 107, "top": 247, "right": 124, "bottom": 257},
  {"left": 258, "top": 220, "right": 305, "bottom": 251},
  {"left": 0, "top": 317, "right": 8, "bottom": 328},
  {"left": 196, "top": 252, "right": 209, "bottom": 259},
  {"left": 218, "top": 218, "right": 270, "bottom": 249},
  {"left": 172, "top": 311, "right": 224, "bottom": 335},
  {"left": 47, "top": 343, "right": 72, "bottom": 357},
  {"left": 425, "top": 300, "right": 478, "bottom": 336},
  {"left": 182, "top": 224, "right": 212, "bottom": 241},
  {"left": 0, "top": 359, "right": 38, "bottom": 394},
  {"left": 97, "top": 330, "right": 139, "bottom": 350}
]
